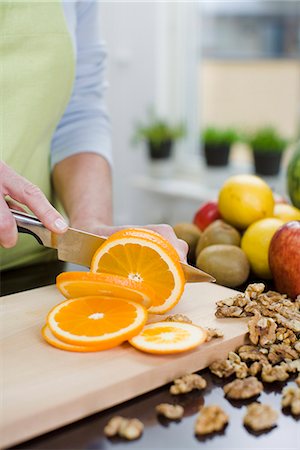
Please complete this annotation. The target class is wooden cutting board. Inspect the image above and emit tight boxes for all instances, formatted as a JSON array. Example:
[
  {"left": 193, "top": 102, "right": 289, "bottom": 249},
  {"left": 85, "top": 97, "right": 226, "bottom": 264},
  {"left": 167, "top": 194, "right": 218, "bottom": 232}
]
[{"left": 0, "top": 282, "right": 248, "bottom": 448}]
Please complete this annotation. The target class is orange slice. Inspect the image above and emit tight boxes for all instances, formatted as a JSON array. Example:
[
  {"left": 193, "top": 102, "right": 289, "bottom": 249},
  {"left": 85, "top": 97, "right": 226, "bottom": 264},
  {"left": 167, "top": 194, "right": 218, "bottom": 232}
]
[
  {"left": 129, "top": 322, "right": 207, "bottom": 354},
  {"left": 90, "top": 228, "right": 185, "bottom": 314},
  {"left": 47, "top": 296, "right": 147, "bottom": 349},
  {"left": 56, "top": 272, "right": 155, "bottom": 309},
  {"left": 42, "top": 325, "right": 106, "bottom": 352}
]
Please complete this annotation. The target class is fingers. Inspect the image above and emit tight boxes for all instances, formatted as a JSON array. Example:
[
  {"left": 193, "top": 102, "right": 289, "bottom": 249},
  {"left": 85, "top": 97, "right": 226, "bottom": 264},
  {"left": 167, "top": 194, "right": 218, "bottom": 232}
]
[
  {"left": 143, "top": 224, "right": 188, "bottom": 262},
  {"left": 1, "top": 162, "right": 68, "bottom": 234},
  {"left": 0, "top": 196, "right": 18, "bottom": 248}
]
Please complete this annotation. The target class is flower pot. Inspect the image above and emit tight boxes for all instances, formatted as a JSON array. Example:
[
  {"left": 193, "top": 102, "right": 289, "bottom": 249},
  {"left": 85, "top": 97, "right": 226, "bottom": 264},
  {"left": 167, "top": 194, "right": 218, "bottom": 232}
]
[
  {"left": 203, "top": 144, "right": 230, "bottom": 167},
  {"left": 148, "top": 140, "right": 173, "bottom": 160},
  {"left": 253, "top": 151, "right": 282, "bottom": 176}
]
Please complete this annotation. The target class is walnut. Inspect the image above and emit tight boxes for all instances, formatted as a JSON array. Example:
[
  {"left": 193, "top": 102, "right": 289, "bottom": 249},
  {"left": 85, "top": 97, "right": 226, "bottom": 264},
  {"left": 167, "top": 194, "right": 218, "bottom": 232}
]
[
  {"left": 104, "top": 416, "right": 144, "bottom": 440},
  {"left": 281, "top": 359, "right": 300, "bottom": 373},
  {"left": 294, "top": 341, "right": 300, "bottom": 354},
  {"left": 170, "top": 374, "right": 207, "bottom": 395},
  {"left": 276, "top": 327, "right": 297, "bottom": 345},
  {"left": 223, "top": 377, "right": 263, "bottom": 400},
  {"left": 296, "top": 375, "right": 300, "bottom": 387},
  {"left": 209, "top": 352, "right": 247, "bottom": 379},
  {"left": 216, "top": 293, "right": 248, "bottom": 308},
  {"left": 248, "top": 311, "right": 277, "bottom": 347},
  {"left": 237, "top": 345, "right": 269, "bottom": 365},
  {"left": 155, "top": 403, "right": 184, "bottom": 420},
  {"left": 205, "top": 328, "right": 224, "bottom": 342},
  {"left": 194, "top": 405, "right": 228, "bottom": 435},
  {"left": 215, "top": 293, "right": 251, "bottom": 318},
  {"left": 248, "top": 361, "right": 263, "bottom": 377},
  {"left": 274, "top": 314, "right": 300, "bottom": 333},
  {"left": 164, "top": 314, "right": 192, "bottom": 324},
  {"left": 268, "top": 343, "right": 299, "bottom": 365},
  {"left": 243, "top": 403, "right": 278, "bottom": 431},
  {"left": 209, "top": 359, "right": 235, "bottom": 378},
  {"left": 245, "top": 283, "right": 265, "bottom": 300},
  {"left": 281, "top": 386, "right": 300, "bottom": 415},
  {"left": 261, "top": 364, "right": 289, "bottom": 383},
  {"left": 215, "top": 305, "right": 247, "bottom": 318},
  {"left": 228, "top": 352, "right": 248, "bottom": 378}
]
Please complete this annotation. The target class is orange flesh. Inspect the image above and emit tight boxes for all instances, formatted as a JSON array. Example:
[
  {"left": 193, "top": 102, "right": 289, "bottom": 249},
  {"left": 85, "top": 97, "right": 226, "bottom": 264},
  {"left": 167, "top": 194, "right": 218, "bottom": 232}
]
[
  {"left": 94, "top": 244, "right": 175, "bottom": 307},
  {"left": 53, "top": 297, "right": 139, "bottom": 336}
]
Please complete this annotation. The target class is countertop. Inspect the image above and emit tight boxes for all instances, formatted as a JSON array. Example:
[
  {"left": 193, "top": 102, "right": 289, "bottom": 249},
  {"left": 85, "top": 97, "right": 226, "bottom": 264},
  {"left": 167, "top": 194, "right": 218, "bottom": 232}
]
[{"left": 1, "top": 261, "right": 299, "bottom": 450}]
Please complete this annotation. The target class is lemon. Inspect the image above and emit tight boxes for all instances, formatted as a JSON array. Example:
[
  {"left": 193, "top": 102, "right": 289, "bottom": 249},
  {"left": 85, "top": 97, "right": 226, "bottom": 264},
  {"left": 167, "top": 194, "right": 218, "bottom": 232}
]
[
  {"left": 241, "top": 218, "right": 284, "bottom": 279},
  {"left": 218, "top": 175, "right": 274, "bottom": 229},
  {"left": 273, "top": 203, "right": 300, "bottom": 222}
]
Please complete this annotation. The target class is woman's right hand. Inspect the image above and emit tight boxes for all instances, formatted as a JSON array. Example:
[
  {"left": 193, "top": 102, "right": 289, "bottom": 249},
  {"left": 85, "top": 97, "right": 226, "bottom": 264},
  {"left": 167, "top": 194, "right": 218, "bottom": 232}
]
[{"left": 0, "top": 161, "right": 68, "bottom": 248}]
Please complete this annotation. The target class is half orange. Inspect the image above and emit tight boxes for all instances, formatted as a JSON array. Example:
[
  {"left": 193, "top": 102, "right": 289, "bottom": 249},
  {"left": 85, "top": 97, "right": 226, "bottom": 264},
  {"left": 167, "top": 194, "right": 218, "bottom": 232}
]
[{"left": 90, "top": 228, "right": 185, "bottom": 314}]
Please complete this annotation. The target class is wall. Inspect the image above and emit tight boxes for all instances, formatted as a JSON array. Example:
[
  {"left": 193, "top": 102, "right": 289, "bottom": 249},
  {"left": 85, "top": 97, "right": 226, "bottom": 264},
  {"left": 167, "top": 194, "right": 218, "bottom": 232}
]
[
  {"left": 99, "top": 1, "right": 157, "bottom": 225},
  {"left": 201, "top": 60, "right": 300, "bottom": 138}
]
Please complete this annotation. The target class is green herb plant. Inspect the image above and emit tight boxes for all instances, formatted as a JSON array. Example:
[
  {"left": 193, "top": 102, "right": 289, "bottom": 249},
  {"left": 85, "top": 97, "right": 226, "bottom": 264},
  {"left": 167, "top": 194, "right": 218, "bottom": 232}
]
[
  {"left": 202, "top": 126, "right": 239, "bottom": 147},
  {"left": 248, "top": 127, "right": 288, "bottom": 153},
  {"left": 133, "top": 113, "right": 185, "bottom": 149}
]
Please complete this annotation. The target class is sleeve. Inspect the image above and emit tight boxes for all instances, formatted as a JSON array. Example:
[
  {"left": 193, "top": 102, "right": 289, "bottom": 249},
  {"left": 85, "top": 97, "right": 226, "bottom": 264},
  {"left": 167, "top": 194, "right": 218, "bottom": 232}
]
[{"left": 50, "top": 1, "right": 112, "bottom": 169}]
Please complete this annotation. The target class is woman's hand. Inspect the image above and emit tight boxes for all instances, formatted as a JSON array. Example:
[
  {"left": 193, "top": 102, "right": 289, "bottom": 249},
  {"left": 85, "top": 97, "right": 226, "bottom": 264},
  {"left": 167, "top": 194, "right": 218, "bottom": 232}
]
[
  {"left": 0, "top": 161, "right": 68, "bottom": 248},
  {"left": 70, "top": 220, "right": 188, "bottom": 262}
]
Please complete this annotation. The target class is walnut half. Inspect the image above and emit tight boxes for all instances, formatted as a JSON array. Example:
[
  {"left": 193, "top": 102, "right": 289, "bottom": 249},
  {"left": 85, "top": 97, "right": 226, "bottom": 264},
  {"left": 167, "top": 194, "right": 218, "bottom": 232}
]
[
  {"left": 281, "top": 386, "right": 300, "bottom": 416},
  {"left": 156, "top": 403, "right": 184, "bottom": 420},
  {"left": 170, "top": 374, "right": 207, "bottom": 395},
  {"left": 243, "top": 403, "right": 278, "bottom": 431},
  {"left": 104, "top": 416, "right": 144, "bottom": 440},
  {"left": 223, "top": 377, "right": 263, "bottom": 400},
  {"left": 194, "top": 405, "right": 228, "bottom": 435}
]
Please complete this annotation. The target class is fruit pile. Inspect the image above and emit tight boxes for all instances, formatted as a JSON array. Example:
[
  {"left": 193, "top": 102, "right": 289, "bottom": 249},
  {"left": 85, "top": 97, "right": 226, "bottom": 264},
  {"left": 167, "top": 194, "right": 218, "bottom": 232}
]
[
  {"left": 174, "top": 174, "right": 300, "bottom": 298},
  {"left": 42, "top": 228, "right": 207, "bottom": 353}
]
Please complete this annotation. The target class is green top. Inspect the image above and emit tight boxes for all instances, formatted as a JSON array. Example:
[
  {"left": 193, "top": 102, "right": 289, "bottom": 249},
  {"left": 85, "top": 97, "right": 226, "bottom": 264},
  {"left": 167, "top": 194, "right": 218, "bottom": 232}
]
[{"left": 0, "top": 0, "right": 75, "bottom": 270}]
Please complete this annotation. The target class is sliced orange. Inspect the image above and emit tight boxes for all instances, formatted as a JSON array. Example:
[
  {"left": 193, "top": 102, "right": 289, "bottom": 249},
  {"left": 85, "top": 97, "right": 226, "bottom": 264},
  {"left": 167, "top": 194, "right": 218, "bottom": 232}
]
[
  {"left": 47, "top": 296, "right": 147, "bottom": 349},
  {"left": 42, "top": 325, "right": 106, "bottom": 352},
  {"left": 129, "top": 322, "right": 207, "bottom": 354},
  {"left": 90, "top": 228, "right": 185, "bottom": 314},
  {"left": 56, "top": 272, "right": 155, "bottom": 309}
]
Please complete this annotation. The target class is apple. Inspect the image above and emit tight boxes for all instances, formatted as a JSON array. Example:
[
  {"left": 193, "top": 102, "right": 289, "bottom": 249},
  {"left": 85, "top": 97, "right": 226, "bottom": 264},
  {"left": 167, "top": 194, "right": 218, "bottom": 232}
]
[
  {"left": 269, "top": 220, "right": 300, "bottom": 299},
  {"left": 193, "top": 201, "right": 221, "bottom": 231}
]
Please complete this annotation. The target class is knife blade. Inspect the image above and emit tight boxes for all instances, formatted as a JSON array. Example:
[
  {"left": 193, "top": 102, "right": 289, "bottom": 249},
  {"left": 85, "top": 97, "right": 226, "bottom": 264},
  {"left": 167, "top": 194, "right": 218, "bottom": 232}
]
[{"left": 11, "top": 209, "right": 215, "bottom": 283}]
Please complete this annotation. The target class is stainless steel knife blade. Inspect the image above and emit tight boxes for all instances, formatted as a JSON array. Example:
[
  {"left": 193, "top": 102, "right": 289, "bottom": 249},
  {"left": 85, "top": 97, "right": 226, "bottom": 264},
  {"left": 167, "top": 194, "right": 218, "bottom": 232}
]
[{"left": 11, "top": 208, "right": 215, "bottom": 282}]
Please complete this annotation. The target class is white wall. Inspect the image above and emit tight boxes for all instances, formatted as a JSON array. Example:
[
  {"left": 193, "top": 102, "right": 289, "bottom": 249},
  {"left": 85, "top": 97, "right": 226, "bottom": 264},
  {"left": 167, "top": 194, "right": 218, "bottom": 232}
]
[{"left": 99, "top": 1, "right": 158, "bottom": 225}]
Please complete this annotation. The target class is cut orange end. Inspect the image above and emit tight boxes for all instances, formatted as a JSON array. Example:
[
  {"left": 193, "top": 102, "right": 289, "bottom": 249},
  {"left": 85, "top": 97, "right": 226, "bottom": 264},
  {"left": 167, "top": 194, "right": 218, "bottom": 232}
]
[
  {"left": 56, "top": 272, "right": 155, "bottom": 309},
  {"left": 42, "top": 325, "right": 106, "bottom": 352},
  {"left": 90, "top": 228, "right": 185, "bottom": 315},
  {"left": 129, "top": 322, "right": 207, "bottom": 354},
  {"left": 47, "top": 296, "right": 148, "bottom": 349}
]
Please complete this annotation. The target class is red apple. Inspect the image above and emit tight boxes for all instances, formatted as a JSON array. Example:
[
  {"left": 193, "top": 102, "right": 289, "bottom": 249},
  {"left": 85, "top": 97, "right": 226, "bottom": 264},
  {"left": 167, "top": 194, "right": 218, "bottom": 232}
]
[
  {"left": 269, "top": 220, "right": 300, "bottom": 299},
  {"left": 193, "top": 201, "right": 221, "bottom": 231}
]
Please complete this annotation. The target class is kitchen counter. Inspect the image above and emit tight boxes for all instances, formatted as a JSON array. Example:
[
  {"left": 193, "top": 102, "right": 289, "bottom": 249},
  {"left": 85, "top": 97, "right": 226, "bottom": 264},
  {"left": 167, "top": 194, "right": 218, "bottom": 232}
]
[{"left": 1, "top": 262, "right": 299, "bottom": 450}]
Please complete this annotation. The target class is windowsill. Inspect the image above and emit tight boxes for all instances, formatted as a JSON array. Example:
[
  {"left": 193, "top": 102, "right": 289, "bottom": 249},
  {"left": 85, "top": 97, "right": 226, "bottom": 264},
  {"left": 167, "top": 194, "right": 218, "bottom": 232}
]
[{"left": 132, "top": 158, "right": 286, "bottom": 202}]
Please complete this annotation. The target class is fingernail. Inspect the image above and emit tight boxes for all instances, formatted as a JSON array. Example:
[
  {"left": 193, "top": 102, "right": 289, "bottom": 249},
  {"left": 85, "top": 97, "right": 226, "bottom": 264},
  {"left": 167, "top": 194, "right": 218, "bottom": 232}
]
[{"left": 54, "top": 218, "right": 68, "bottom": 231}]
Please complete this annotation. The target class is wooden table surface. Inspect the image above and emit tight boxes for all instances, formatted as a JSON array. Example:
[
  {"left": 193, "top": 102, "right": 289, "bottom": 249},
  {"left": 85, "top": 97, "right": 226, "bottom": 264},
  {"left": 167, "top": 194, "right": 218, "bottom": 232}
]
[{"left": 1, "top": 261, "right": 299, "bottom": 450}]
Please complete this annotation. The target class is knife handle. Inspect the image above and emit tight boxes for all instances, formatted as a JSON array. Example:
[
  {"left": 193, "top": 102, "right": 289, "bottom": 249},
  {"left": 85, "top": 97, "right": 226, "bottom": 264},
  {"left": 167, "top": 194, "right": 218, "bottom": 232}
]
[{"left": 10, "top": 209, "right": 53, "bottom": 248}]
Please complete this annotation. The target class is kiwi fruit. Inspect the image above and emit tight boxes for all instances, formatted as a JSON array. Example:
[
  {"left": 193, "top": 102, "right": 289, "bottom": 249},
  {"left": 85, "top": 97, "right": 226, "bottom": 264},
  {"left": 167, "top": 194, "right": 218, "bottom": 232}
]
[
  {"left": 196, "top": 244, "right": 250, "bottom": 288},
  {"left": 196, "top": 220, "right": 241, "bottom": 257},
  {"left": 173, "top": 223, "right": 202, "bottom": 264}
]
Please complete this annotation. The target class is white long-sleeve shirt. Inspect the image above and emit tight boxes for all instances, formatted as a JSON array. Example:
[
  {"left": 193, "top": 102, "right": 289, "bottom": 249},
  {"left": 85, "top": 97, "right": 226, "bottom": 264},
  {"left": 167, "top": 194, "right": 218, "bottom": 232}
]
[{"left": 51, "top": 1, "right": 112, "bottom": 169}]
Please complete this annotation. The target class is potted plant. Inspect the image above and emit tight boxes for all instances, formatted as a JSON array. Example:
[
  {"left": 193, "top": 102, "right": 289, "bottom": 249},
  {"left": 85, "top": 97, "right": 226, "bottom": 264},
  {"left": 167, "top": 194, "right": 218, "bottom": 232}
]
[
  {"left": 133, "top": 114, "right": 185, "bottom": 160},
  {"left": 248, "top": 127, "right": 288, "bottom": 176},
  {"left": 202, "top": 126, "right": 238, "bottom": 167}
]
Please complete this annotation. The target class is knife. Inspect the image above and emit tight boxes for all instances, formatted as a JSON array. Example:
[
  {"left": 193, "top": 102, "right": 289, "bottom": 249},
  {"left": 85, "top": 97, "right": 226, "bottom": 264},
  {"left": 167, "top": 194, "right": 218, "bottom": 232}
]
[{"left": 11, "top": 209, "right": 215, "bottom": 283}]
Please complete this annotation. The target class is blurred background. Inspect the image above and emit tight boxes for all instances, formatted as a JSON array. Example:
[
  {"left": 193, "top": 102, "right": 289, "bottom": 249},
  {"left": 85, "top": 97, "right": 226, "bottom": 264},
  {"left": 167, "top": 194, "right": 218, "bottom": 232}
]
[{"left": 99, "top": 0, "right": 300, "bottom": 226}]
